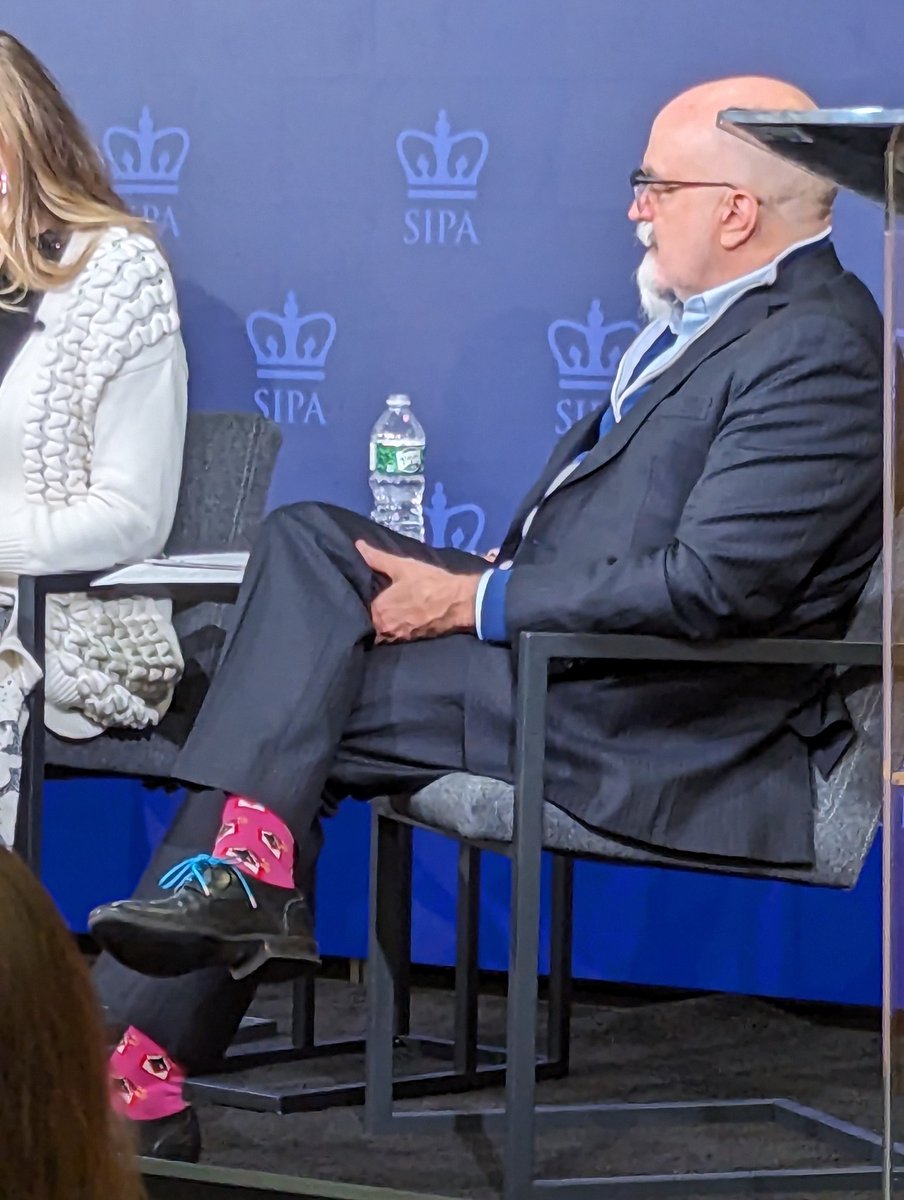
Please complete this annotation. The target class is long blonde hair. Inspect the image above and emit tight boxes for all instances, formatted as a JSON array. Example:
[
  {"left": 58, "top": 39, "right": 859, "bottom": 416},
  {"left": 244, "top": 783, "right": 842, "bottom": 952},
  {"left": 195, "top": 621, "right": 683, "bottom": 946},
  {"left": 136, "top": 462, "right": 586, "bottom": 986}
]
[
  {"left": 0, "top": 31, "right": 150, "bottom": 307},
  {"left": 0, "top": 849, "right": 146, "bottom": 1200}
]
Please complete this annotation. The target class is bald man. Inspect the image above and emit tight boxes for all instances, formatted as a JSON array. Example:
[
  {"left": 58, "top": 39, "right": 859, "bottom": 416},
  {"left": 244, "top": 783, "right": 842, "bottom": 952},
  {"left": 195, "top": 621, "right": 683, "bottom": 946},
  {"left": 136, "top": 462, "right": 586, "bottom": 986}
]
[{"left": 90, "top": 76, "right": 882, "bottom": 1159}]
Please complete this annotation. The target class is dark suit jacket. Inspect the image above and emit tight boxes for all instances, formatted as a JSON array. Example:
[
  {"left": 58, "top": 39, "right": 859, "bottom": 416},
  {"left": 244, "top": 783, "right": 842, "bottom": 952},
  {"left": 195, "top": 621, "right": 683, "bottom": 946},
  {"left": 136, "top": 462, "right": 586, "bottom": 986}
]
[{"left": 485, "top": 243, "right": 883, "bottom": 864}]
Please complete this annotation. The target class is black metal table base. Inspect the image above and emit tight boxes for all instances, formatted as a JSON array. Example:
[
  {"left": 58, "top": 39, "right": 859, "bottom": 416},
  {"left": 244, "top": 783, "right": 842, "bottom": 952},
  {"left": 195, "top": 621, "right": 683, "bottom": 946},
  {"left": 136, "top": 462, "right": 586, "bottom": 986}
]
[
  {"left": 189, "top": 1024, "right": 511, "bottom": 1116},
  {"left": 188, "top": 1031, "right": 564, "bottom": 1115},
  {"left": 188, "top": 824, "right": 573, "bottom": 1114},
  {"left": 366, "top": 1095, "right": 897, "bottom": 1195},
  {"left": 139, "top": 1100, "right": 904, "bottom": 1198},
  {"left": 136, "top": 1162, "right": 894, "bottom": 1200},
  {"left": 142, "top": 1159, "right": 445, "bottom": 1200}
]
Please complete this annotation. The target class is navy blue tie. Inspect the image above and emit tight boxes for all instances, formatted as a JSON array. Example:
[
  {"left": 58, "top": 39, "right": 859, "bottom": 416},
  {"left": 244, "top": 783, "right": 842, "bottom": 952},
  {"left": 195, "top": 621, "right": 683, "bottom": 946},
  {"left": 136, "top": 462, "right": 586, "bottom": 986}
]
[
  {"left": 593, "top": 325, "right": 678, "bottom": 446},
  {"left": 623, "top": 326, "right": 678, "bottom": 390}
]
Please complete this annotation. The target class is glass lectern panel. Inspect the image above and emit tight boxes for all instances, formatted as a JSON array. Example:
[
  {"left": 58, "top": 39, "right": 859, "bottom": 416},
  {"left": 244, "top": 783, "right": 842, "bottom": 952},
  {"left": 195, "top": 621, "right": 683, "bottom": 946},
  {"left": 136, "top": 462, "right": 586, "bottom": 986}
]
[
  {"left": 718, "top": 107, "right": 904, "bottom": 1199},
  {"left": 886, "top": 129, "right": 904, "bottom": 1199}
]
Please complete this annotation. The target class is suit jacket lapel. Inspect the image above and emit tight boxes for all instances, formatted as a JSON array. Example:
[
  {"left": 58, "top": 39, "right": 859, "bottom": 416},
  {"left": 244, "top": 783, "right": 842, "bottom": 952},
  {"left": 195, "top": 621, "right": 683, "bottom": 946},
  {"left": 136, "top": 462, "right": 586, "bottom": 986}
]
[
  {"left": 498, "top": 403, "right": 605, "bottom": 556},
  {"left": 496, "top": 239, "right": 841, "bottom": 557},
  {"left": 564, "top": 242, "right": 843, "bottom": 490},
  {"left": 495, "top": 302, "right": 763, "bottom": 555},
  {"left": 559, "top": 287, "right": 779, "bottom": 490}
]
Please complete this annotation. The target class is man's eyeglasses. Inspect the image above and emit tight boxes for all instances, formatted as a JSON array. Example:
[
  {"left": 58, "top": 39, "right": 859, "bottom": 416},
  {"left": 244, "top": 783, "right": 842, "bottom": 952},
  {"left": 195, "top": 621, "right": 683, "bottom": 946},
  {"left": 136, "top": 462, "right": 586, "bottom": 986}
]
[{"left": 630, "top": 168, "right": 739, "bottom": 202}]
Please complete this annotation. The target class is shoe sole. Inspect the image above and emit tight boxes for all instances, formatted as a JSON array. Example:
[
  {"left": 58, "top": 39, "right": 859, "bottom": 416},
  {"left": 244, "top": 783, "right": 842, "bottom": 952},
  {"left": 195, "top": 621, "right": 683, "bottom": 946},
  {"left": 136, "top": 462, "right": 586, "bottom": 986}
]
[
  {"left": 90, "top": 910, "right": 321, "bottom": 980},
  {"left": 136, "top": 1108, "right": 202, "bottom": 1163},
  {"left": 138, "top": 1145, "right": 201, "bottom": 1165},
  {"left": 137, "top": 1134, "right": 202, "bottom": 1165}
]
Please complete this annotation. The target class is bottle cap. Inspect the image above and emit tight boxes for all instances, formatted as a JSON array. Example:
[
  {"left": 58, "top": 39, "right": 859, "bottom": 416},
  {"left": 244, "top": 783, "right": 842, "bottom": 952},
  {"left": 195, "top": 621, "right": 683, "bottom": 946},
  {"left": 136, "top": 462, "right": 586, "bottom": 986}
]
[{"left": 387, "top": 393, "right": 411, "bottom": 407}]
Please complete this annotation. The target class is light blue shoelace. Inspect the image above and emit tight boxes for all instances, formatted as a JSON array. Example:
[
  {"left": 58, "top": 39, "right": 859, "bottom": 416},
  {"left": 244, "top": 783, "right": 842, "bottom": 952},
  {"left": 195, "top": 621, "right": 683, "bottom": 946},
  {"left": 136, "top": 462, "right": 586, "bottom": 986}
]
[{"left": 158, "top": 853, "right": 258, "bottom": 909}]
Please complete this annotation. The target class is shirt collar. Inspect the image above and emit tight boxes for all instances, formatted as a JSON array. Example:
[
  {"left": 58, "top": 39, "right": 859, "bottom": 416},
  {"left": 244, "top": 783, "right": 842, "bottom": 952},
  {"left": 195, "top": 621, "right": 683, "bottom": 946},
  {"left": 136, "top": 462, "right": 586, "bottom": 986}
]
[{"left": 669, "top": 226, "right": 833, "bottom": 339}]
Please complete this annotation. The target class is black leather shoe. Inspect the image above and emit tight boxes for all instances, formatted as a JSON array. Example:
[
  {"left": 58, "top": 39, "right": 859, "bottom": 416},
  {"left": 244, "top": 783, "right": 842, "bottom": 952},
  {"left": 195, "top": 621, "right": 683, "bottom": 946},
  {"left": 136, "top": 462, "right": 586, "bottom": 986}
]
[
  {"left": 135, "top": 1106, "right": 201, "bottom": 1163},
  {"left": 88, "top": 855, "right": 321, "bottom": 980}
]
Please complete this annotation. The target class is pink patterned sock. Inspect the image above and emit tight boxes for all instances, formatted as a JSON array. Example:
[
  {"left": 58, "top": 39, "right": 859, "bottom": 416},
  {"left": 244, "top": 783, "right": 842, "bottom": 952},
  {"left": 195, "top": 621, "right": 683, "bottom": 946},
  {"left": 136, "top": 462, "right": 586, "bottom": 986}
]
[
  {"left": 109, "top": 1027, "right": 187, "bottom": 1122},
  {"left": 212, "top": 795, "right": 296, "bottom": 890}
]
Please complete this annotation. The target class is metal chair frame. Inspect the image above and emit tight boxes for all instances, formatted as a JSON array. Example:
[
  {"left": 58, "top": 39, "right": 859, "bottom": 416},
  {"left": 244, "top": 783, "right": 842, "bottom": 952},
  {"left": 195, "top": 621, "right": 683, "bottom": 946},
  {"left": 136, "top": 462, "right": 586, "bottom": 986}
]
[{"left": 363, "top": 630, "right": 901, "bottom": 1198}]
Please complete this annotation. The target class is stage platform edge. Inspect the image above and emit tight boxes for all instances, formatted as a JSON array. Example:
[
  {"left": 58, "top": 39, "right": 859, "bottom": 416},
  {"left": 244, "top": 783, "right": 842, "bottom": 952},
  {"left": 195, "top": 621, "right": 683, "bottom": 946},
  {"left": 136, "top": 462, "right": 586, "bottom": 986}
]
[{"left": 142, "top": 1158, "right": 445, "bottom": 1200}]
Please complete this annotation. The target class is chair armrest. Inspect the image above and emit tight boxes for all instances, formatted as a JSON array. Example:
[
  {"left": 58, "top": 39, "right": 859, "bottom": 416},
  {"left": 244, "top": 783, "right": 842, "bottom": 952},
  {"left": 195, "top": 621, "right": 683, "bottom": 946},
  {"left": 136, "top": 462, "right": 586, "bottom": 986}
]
[
  {"left": 508, "top": 630, "right": 882, "bottom": 886},
  {"left": 517, "top": 631, "right": 881, "bottom": 671},
  {"left": 513, "top": 629, "right": 882, "bottom": 792},
  {"left": 16, "top": 570, "right": 242, "bottom": 664},
  {"left": 19, "top": 571, "right": 103, "bottom": 598}
]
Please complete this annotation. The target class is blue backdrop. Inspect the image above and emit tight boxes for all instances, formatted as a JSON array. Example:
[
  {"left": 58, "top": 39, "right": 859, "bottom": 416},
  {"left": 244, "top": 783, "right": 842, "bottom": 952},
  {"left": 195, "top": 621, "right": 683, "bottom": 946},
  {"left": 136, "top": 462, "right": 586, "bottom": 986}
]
[{"left": 7, "top": 0, "right": 901, "bottom": 1006}]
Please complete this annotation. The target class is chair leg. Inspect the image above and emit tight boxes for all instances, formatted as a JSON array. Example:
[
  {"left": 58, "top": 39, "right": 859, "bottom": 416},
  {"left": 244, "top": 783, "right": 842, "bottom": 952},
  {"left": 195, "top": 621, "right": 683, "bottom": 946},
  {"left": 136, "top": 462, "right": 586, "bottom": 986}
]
[
  {"left": 503, "top": 644, "right": 549, "bottom": 1200},
  {"left": 503, "top": 839, "right": 543, "bottom": 1200},
  {"left": 546, "top": 853, "right": 573, "bottom": 1070},
  {"left": 364, "top": 808, "right": 412, "bottom": 1132},
  {"left": 290, "top": 977, "right": 316, "bottom": 1050},
  {"left": 15, "top": 577, "right": 46, "bottom": 874},
  {"left": 391, "top": 812, "right": 413, "bottom": 1039},
  {"left": 453, "top": 844, "right": 481, "bottom": 1075}
]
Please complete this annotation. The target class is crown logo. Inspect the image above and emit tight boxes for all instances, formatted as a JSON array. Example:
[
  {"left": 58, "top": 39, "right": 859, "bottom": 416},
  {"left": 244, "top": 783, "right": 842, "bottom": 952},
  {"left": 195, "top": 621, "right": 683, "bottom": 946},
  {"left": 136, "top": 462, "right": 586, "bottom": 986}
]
[
  {"left": 396, "top": 110, "right": 489, "bottom": 201},
  {"left": 548, "top": 300, "right": 639, "bottom": 392},
  {"left": 103, "top": 107, "right": 190, "bottom": 195},
  {"left": 246, "top": 292, "right": 337, "bottom": 382},
  {"left": 425, "top": 483, "right": 486, "bottom": 553}
]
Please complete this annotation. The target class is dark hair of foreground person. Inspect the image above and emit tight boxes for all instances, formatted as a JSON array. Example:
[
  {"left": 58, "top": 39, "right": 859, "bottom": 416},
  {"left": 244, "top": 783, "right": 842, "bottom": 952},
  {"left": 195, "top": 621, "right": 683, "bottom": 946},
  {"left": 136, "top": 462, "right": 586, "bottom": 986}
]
[{"left": 0, "top": 848, "right": 145, "bottom": 1200}]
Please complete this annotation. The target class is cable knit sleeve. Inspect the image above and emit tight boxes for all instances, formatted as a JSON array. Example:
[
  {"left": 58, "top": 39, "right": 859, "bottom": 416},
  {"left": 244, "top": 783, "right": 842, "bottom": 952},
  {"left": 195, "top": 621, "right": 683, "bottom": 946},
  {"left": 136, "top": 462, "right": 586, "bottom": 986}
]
[
  {"left": 0, "top": 230, "right": 188, "bottom": 573},
  {"left": 0, "top": 336, "right": 187, "bottom": 572}
]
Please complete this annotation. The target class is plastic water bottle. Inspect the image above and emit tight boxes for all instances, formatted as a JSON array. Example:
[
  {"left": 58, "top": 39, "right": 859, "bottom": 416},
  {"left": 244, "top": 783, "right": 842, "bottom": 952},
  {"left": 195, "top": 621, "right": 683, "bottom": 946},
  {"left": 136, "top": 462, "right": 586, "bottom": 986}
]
[{"left": 369, "top": 394, "right": 426, "bottom": 541}]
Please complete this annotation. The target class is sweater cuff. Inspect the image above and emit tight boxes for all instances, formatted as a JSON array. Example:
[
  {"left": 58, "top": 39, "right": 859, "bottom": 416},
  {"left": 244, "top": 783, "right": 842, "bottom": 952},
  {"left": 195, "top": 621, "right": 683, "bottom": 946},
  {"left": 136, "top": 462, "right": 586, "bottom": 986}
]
[
  {"left": 476, "top": 568, "right": 512, "bottom": 644},
  {"left": 44, "top": 656, "right": 81, "bottom": 709},
  {"left": 0, "top": 518, "right": 32, "bottom": 574}
]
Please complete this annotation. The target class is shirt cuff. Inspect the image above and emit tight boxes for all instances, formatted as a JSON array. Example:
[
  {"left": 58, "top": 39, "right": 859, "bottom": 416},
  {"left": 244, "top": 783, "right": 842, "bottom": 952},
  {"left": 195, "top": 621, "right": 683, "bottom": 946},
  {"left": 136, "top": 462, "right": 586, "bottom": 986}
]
[{"left": 475, "top": 567, "right": 512, "bottom": 643}]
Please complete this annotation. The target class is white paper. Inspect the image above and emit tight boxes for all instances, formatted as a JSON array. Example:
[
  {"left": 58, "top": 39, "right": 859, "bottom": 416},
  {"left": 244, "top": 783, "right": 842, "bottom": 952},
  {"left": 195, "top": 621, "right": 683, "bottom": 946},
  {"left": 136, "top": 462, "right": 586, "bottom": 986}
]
[{"left": 92, "top": 551, "right": 248, "bottom": 587}]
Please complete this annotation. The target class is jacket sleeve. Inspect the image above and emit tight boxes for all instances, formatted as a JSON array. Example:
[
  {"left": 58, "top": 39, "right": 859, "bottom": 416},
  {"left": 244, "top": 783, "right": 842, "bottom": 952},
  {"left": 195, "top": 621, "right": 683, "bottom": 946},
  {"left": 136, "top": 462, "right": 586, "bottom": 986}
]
[
  {"left": 499, "top": 313, "right": 882, "bottom": 643},
  {"left": 0, "top": 331, "right": 188, "bottom": 574}
]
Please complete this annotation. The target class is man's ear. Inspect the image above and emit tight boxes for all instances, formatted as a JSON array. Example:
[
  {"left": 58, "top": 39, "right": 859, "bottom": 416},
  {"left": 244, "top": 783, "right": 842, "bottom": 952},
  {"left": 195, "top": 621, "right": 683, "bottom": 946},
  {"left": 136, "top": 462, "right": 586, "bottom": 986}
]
[{"left": 719, "top": 190, "right": 759, "bottom": 250}]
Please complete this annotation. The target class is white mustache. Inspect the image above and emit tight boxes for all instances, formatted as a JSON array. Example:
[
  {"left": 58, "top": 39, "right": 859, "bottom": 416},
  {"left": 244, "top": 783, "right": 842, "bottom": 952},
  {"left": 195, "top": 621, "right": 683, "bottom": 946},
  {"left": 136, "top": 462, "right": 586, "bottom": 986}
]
[{"left": 637, "top": 220, "right": 656, "bottom": 250}]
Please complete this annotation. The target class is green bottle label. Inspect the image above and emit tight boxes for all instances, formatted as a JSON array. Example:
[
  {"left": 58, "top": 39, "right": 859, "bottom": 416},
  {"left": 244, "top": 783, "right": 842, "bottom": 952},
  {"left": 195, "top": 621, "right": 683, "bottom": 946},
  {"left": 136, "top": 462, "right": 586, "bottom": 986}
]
[{"left": 372, "top": 443, "right": 424, "bottom": 475}]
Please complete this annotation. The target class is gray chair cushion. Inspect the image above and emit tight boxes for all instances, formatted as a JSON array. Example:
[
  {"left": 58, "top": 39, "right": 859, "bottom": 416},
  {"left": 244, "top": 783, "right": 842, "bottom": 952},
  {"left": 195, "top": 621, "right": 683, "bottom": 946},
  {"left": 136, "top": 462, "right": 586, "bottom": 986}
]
[
  {"left": 46, "top": 731, "right": 180, "bottom": 778},
  {"left": 380, "top": 555, "right": 884, "bottom": 890},
  {"left": 45, "top": 411, "right": 282, "bottom": 776}
]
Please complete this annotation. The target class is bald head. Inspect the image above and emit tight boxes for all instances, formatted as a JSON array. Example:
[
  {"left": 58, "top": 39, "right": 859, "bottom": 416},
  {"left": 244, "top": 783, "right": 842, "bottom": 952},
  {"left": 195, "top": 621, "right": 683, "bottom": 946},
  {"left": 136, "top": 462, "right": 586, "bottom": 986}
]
[
  {"left": 653, "top": 76, "right": 835, "bottom": 224},
  {"left": 631, "top": 75, "right": 834, "bottom": 312}
]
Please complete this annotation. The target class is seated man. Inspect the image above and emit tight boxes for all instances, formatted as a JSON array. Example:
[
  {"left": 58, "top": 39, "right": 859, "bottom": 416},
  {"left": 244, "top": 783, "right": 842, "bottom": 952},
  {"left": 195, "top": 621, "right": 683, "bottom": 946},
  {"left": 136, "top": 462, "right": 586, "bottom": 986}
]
[{"left": 90, "top": 74, "right": 883, "bottom": 1160}]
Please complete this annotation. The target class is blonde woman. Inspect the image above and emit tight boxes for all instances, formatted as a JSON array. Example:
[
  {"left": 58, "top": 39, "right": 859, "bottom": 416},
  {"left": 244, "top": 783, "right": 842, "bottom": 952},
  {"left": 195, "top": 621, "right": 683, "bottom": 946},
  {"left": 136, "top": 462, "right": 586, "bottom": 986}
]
[{"left": 0, "top": 31, "right": 188, "bottom": 845}]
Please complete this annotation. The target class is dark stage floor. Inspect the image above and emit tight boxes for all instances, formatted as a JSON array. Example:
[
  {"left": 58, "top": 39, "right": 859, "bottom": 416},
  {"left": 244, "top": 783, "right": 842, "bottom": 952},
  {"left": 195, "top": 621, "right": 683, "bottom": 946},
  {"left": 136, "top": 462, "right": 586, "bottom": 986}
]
[{"left": 183, "top": 977, "right": 888, "bottom": 1198}]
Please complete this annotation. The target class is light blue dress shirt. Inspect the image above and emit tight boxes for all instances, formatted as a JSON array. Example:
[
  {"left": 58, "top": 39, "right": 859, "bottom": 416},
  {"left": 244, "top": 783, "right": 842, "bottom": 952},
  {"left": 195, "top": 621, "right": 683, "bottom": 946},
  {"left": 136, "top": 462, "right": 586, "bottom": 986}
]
[{"left": 475, "top": 227, "right": 833, "bottom": 643}]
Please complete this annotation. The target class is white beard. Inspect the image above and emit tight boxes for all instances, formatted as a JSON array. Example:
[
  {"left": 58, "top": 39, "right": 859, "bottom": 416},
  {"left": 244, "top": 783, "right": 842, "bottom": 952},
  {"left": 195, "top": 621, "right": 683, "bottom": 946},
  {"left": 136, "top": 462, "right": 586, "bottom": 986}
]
[{"left": 635, "top": 222, "right": 679, "bottom": 324}]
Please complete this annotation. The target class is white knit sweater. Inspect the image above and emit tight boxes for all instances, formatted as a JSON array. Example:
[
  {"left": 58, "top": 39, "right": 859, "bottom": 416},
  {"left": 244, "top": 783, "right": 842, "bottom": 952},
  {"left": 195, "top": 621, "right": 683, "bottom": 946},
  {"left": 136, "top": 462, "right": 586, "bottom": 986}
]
[{"left": 0, "top": 225, "right": 188, "bottom": 739}]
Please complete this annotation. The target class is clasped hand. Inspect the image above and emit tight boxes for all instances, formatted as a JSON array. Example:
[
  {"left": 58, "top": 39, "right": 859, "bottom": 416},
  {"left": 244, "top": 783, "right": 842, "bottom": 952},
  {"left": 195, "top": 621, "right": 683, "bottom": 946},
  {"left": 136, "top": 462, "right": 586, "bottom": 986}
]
[{"left": 355, "top": 541, "right": 481, "bottom": 643}]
